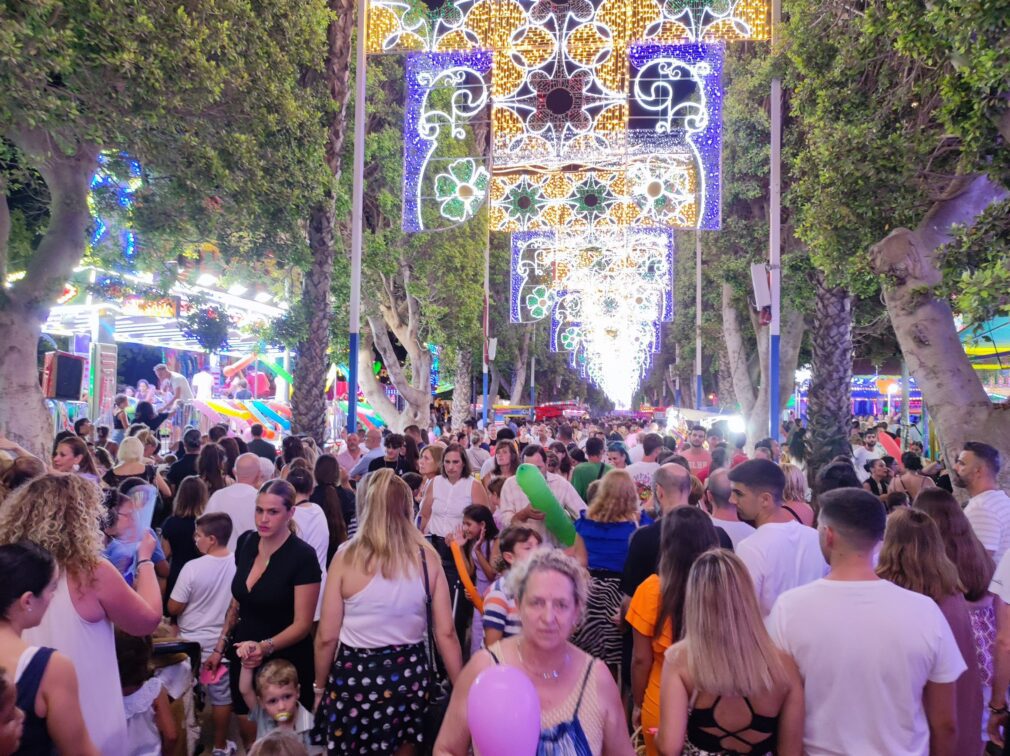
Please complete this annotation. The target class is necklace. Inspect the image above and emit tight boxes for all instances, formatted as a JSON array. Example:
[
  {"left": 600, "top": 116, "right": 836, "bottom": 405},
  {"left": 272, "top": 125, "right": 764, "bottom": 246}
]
[{"left": 517, "top": 640, "right": 569, "bottom": 681}]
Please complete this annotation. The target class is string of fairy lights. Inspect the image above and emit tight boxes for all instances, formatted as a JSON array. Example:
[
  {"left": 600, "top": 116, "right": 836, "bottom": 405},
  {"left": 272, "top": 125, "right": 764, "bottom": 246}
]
[{"left": 370, "top": 0, "right": 768, "bottom": 406}]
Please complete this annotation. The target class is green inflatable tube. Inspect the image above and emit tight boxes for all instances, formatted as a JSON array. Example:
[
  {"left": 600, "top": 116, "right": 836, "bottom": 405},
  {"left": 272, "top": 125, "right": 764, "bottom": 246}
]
[{"left": 515, "top": 463, "right": 577, "bottom": 547}]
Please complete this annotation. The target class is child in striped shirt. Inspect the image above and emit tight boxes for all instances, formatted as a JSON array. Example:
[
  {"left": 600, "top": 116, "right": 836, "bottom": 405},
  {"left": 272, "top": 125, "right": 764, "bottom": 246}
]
[{"left": 481, "top": 525, "right": 543, "bottom": 646}]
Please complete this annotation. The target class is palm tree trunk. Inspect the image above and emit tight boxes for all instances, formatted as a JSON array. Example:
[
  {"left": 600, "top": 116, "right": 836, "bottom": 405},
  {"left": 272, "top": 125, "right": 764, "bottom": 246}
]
[
  {"left": 806, "top": 272, "right": 853, "bottom": 479},
  {"left": 290, "top": 0, "right": 355, "bottom": 442}
]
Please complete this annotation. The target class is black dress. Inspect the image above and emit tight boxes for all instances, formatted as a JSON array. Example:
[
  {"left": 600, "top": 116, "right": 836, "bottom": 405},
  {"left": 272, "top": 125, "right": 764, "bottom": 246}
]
[
  {"left": 228, "top": 532, "right": 321, "bottom": 714},
  {"left": 161, "top": 515, "right": 200, "bottom": 598}
]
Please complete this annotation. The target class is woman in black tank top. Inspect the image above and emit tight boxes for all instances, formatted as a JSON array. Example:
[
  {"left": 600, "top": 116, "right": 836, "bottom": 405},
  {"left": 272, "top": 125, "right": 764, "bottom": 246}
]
[{"left": 658, "top": 551, "right": 804, "bottom": 756}]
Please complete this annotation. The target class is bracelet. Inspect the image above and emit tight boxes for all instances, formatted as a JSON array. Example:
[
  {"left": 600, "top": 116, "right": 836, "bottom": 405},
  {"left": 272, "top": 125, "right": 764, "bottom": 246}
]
[
  {"left": 136, "top": 559, "right": 154, "bottom": 568},
  {"left": 989, "top": 702, "right": 1008, "bottom": 714},
  {"left": 261, "top": 637, "right": 275, "bottom": 656}
]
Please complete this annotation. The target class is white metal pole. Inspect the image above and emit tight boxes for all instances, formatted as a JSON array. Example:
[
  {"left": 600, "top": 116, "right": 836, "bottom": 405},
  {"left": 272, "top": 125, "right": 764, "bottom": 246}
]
[
  {"left": 695, "top": 230, "right": 703, "bottom": 409},
  {"left": 482, "top": 238, "right": 489, "bottom": 427},
  {"left": 768, "top": 0, "right": 782, "bottom": 442},
  {"left": 347, "top": 0, "right": 368, "bottom": 434}
]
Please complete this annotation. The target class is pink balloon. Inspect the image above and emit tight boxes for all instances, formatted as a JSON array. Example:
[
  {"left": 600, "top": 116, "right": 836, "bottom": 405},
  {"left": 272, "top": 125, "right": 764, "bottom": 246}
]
[{"left": 467, "top": 664, "right": 540, "bottom": 755}]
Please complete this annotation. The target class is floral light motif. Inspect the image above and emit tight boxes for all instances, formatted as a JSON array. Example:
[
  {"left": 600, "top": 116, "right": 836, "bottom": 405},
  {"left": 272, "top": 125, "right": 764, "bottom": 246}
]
[{"left": 434, "top": 158, "right": 489, "bottom": 221}]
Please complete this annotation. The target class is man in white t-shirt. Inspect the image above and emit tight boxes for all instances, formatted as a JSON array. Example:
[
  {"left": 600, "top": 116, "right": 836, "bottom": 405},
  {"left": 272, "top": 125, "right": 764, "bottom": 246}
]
[
  {"left": 728, "top": 460, "right": 826, "bottom": 615},
  {"left": 498, "top": 444, "right": 586, "bottom": 547},
  {"left": 852, "top": 429, "right": 882, "bottom": 483},
  {"left": 167, "top": 511, "right": 238, "bottom": 755},
  {"left": 767, "top": 487, "right": 964, "bottom": 756},
  {"left": 704, "top": 469, "right": 755, "bottom": 548},
  {"left": 154, "top": 363, "right": 193, "bottom": 410},
  {"left": 625, "top": 432, "right": 663, "bottom": 504},
  {"left": 955, "top": 441, "right": 1010, "bottom": 565},
  {"left": 204, "top": 453, "right": 262, "bottom": 550},
  {"left": 191, "top": 369, "right": 214, "bottom": 401}
]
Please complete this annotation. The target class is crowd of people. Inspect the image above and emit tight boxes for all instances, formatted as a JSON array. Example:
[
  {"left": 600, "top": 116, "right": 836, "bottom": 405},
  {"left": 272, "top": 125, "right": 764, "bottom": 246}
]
[{"left": 0, "top": 412, "right": 1008, "bottom": 755}]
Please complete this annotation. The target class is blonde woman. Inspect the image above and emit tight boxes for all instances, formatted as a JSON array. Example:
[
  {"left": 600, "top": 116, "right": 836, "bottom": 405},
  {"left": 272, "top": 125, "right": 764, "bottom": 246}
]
[
  {"left": 570, "top": 470, "right": 640, "bottom": 669},
  {"left": 103, "top": 436, "right": 171, "bottom": 498},
  {"left": 780, "top": 463, "right": 814, "bottom": 526},
  {"left": 658, "top": 550, "right": 804, "bottom": 756},
  {"left": 0, "top": 473, "right": 162, "bottom": 756},
  {"left": 314, "top": 468, "right": 462, "bottom": 754},
  {"left": 435, "top": 549, "right": 635, "bottom": 755}
]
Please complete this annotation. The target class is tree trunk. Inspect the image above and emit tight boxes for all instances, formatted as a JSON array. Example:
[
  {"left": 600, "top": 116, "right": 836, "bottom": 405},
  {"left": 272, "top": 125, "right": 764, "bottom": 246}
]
[
  {"left": 488, "top": 362, "right": 502, "bottom": 404},
  {"left": 292, "top": 199, "right": 335, "bottom": 441},
  {"left": 451, "top": 348, "right": 472, "bottom": 430},
  {"left": 722, "top": 282, "right": 757, "bottom": 417},
  {"left": 290, "top": 0, "right": 356, "bottom": 442},
  {"left": 0, "top": 131, "right": 97, "bottom": 454},
  {"left": 870, "top": 174, "right": 1010, "bottom": 488},
  {"left": 0, "top": 306, "right": 51, "bottom": 456},
  {"left": 806, "top": 273, "right": 853, "bottom": 479},
  {"left": 509, "top": 326, "right": 532, "bottom": 405}
]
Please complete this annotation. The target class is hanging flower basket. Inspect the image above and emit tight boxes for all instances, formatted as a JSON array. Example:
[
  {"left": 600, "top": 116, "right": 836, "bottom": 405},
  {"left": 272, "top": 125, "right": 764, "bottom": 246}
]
[{"left": 180, "top": 304, "right": 233, "bottom": 353}]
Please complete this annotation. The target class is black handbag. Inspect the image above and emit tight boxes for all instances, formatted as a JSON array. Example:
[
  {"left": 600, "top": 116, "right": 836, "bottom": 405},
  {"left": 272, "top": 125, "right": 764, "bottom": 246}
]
[{"left": 420, "top": 547, "right": 452, "bottom": 754}]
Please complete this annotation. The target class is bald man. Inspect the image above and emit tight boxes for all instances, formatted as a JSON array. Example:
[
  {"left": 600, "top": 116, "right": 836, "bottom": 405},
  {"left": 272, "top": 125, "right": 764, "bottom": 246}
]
[
  {"left": 205, "top": 453, "right": 263, "bottom": 550},
  {"left": 621, "top": 463, "right": 733, "bottom": 599},
  {"left": 349, "top": 428, "right": 386, "bottom": 479}
]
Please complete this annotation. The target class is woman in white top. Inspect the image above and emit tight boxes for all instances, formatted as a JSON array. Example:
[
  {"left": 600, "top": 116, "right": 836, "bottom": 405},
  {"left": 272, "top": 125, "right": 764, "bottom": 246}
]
[
  {"left": 286, "top": 465, "right": 330, "bottom": 621},
  {"left": 420, "top": 444, "right": 489, "bottom": 538},
  {"left": 0, "top": 473, "right": 162, "bottom": 756},
  {"left": 314, "top": 469, "right": 462, "bottom": 754},
  {"left": 416, "top": 444, "right": 444, "bottom": 510},
  {"left": 421, "top": 444, "right": 490, "bottom": 650}
]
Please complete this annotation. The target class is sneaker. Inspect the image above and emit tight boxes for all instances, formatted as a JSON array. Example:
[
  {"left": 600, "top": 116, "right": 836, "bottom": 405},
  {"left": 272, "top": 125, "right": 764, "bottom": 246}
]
[{"left": 211, "top": 742, "right": 237, "bottom": 756}]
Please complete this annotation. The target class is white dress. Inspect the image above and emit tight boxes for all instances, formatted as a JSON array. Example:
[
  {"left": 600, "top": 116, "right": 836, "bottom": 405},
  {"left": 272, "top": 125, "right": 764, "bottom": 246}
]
[
  {"left": 23, "top": 572, "right": 129, "bottom": 756},
  {"left": 123, "top": 678, "right": 164, "bottom": 756}
]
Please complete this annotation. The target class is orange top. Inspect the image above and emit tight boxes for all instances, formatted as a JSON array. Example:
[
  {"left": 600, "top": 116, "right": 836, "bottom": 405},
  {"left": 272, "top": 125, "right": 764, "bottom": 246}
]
[{"left": 626, "top": 574, "right": 674, "bottom": 720}]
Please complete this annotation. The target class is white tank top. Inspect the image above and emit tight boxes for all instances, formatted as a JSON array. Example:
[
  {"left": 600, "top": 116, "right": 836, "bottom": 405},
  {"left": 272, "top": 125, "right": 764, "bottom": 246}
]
[
  {"left": 427, "top": 476, "right": 473, "bottom": 536},
  {"left": 23, "top": 572, "right": 128, "bottom": 756},
  {"left": 339, "top": 570, "right": 427, "bottom": 648}
]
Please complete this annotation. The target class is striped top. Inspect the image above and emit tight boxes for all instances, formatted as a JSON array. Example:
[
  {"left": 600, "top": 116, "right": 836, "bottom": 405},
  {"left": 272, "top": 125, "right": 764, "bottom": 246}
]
[{"left": 482, "top": 574, "right": 521, "bottom": 639}]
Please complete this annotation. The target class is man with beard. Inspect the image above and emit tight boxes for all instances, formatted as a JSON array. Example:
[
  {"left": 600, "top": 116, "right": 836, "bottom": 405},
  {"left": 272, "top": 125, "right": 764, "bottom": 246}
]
[
  {"left": 852, "top": 429, "right": 882, "bottom": 483},
  {"left": 680, "top": 425, "right": 711, "bottom": 475},
  {"left": 955, "top": 441, "right": 1010, "bottom": 564}
]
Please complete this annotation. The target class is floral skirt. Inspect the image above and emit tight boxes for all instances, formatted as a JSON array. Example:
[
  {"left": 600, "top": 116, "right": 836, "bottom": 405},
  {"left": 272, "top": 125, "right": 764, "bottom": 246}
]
[{"left": 312, "top": 641, "right": 430, "bottom": 753}]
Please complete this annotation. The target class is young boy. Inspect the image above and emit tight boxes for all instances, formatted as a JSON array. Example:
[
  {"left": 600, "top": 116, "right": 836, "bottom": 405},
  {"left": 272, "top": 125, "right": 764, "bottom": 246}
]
[
  {"left": 238, "top": 660, "right": 318, "bottom": 753},
  {"left": 481, "top": 525, "right": 543, "bottom": 646},
  {"left": 167, "top": 512, "right": 237, "bottom": 756}
]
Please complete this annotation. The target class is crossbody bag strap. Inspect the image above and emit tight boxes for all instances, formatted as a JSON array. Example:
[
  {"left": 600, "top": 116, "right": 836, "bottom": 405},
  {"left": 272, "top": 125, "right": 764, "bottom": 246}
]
[{"left": 420, "top": 546, "right": 438, "bottom": 681}]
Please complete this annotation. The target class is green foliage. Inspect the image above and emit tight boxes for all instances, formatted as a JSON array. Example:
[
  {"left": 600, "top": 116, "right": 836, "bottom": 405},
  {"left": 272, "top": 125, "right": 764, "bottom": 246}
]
[
  {"left": 881, "top": 0, "right": 1010, "bottom": 184},
  {"left": 784, "top": 0, "right": 950, "bottom": 298},
  {"left": 939, "top": 199, "right": 1010, "bottom": 322},
  {"left": 1, "top": 0, "right": 332, "bottom": 278}
]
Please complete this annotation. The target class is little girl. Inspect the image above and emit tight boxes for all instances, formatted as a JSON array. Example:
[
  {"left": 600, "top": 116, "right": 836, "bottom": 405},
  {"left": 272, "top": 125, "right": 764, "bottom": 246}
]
[
  {"left": 115, "top": 631, "right": 178, "bottom": 756},
  {"left": 461, "top": 504, "right": 500, "bottom": 655}
]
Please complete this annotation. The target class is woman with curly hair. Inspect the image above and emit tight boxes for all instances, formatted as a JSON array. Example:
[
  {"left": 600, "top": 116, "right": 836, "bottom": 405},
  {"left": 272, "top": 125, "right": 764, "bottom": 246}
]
[{"left": 0, "top": 473, "right": 162, "bottom": 755}]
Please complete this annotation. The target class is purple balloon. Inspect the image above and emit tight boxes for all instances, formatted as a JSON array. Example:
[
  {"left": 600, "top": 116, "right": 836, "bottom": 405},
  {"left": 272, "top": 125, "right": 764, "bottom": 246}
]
[{"left": 467, "top": 664, "right": 541, "bottom": 755}]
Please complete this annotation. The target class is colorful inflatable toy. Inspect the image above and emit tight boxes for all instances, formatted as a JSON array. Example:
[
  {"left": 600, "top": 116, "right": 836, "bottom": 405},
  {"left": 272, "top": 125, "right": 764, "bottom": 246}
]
[{"left": 515, "top": 463, "right": 577, "bottom": 546}]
